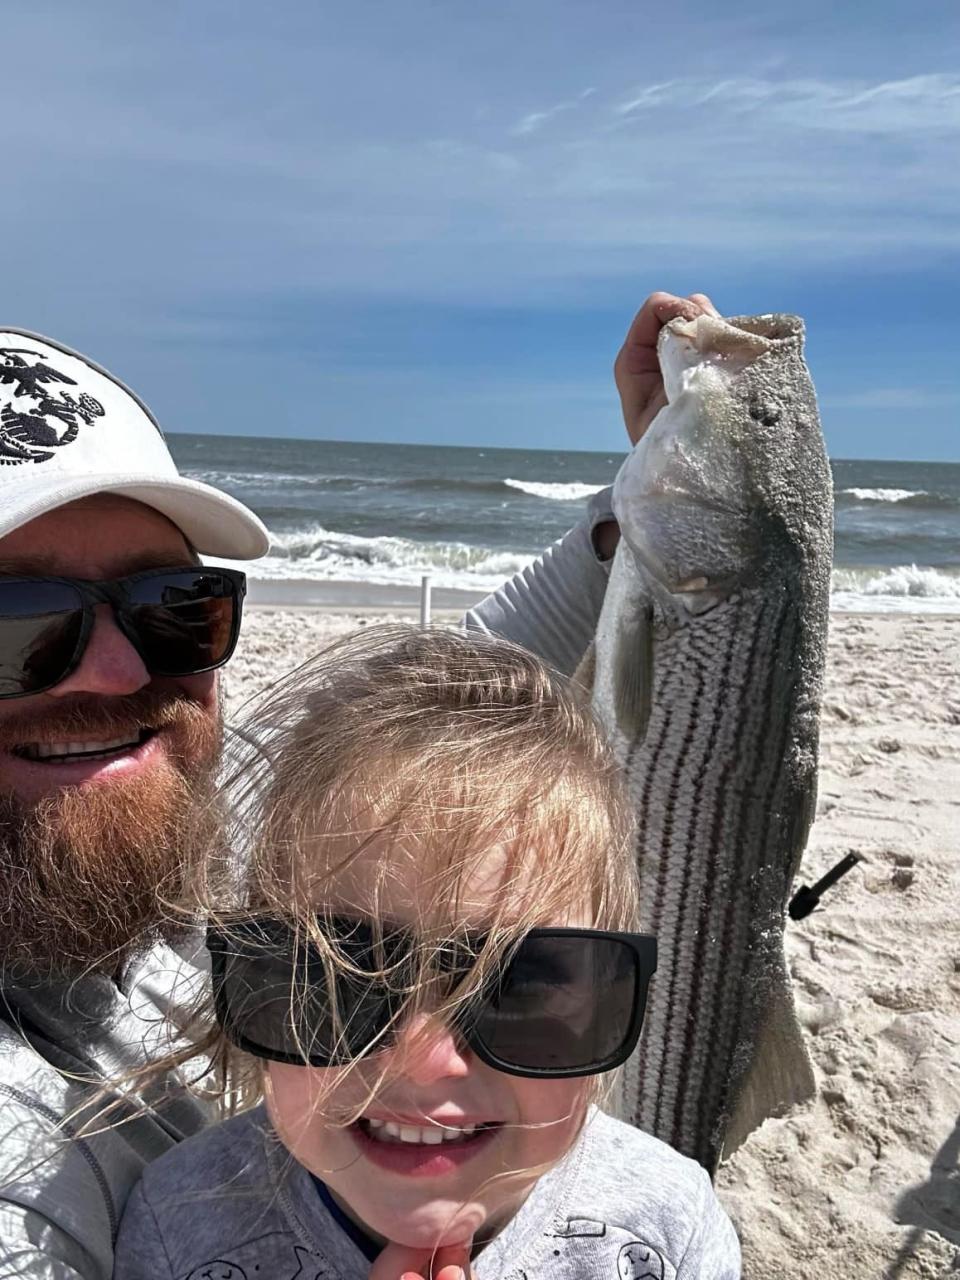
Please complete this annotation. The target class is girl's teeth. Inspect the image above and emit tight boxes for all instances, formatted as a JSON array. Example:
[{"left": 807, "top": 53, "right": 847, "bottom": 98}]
[{"left": 365, "top": 1120, "right": 481, "bottom": 1145}]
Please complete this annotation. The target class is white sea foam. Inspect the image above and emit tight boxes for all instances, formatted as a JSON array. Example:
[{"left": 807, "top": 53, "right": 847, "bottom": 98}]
[
  {"left": 185, "top": 468, "right": 375, "bottom": 490},
  {"left": 222, "top": 525, "right": 536, "bottom": 592},
  {"left": 504, "top": 479, "right": 606, "bottom": 501},
  {"left": 216, "top": 518, "right": 960, "bottom": 613},
  {"left": 840, "top": 487, "right": 924, "bottom": 503},
  {"left": 831, "top": 565, "right": 960, "bottom": 613}
]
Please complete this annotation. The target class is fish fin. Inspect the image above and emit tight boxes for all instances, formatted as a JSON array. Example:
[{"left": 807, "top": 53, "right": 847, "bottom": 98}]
[
  {"left": 785, "top": 776, "right": 819, "bottom": 887},
  {"left": 612, "top": 603, "right": 654, "bottom": 741},
  {"left": 718, "top": 966, "right": 816, "bottom": 1164},
  {"left": 572, "top": 641, "right": 597, "bottom": 698}
]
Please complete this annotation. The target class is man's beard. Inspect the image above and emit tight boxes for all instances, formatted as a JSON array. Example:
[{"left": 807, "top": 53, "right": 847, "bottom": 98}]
[{"left": 0, "top": 691, "right": 224, "bottom": 977}]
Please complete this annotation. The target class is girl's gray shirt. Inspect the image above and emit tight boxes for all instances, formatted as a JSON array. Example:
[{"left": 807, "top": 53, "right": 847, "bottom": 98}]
[{"left": 114, "top": 1105, "right": 741, "bottom": 1280}]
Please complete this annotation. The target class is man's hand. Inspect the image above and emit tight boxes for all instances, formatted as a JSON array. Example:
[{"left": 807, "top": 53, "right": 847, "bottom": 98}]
[
  {"left": 592, "top": 291, "right": 720, "bottom": 561},
  {"left": 370, "top": 1240, "right": 472, "bottom": 1280},
  {"left": 614, "top": 291, "right": 720, "bottom": 446}
]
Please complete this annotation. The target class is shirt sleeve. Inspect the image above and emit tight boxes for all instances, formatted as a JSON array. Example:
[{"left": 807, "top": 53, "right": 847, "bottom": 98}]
[
  {"left": 0, "top": 1091, "right": 116, "bottom": 1280},
  {"left": 676, "top": 1169, "right": 742, "bottom": 1280},
  {"left": 461, "top": 487, "right": 614, "bottom": 676},
  {"left": 0, "top": 1203, "right": 98, "bottom": 1280},
  {"left": 112, "top": 1181, "right": 174, "bottom": 1280}
]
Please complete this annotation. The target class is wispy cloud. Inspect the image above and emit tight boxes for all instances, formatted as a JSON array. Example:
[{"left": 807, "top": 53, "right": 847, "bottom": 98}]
[
  {"left": 613, "top": 74, "right": 960, "bottom": 134},
  {"left": 510, "top": 87, "right": 596, "bottom": 136}
]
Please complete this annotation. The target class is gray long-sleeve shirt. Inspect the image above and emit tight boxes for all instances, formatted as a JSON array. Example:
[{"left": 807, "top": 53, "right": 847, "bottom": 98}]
[
  {"left": 0, "top": 504, "right": 614, "bottom": 1280},
  {"left": 463, "top": 486, "right": 614, "bottom": 676},
  {"left": 113, "top": 1106, "right": 740, "bottom": 1280}
]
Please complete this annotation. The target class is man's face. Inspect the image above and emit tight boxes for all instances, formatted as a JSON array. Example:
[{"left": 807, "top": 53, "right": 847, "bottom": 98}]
[{"left": 0, "top": 494, "right": 224, "bottom": 972}]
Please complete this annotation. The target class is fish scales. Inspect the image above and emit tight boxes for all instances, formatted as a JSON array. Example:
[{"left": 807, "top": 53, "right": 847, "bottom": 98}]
[{"left": 588, "top": 313, "right": 832, "bottom": 1172}]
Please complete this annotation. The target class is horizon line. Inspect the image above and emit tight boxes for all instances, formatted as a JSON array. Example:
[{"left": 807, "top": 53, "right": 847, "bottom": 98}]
[{"left": 164, "top": 429, "right": 958, "bottom": 468}]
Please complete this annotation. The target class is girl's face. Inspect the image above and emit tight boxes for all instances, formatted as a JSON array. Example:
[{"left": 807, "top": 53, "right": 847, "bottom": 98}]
[{"left": 264, "top": 826, "right": 590, "bottom": 1251}]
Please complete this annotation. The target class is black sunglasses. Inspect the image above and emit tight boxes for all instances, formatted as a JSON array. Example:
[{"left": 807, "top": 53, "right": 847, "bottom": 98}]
[
  {"left": 207, "top": 916, "right": 657, "bottom": 1080},
  {"left": 0, "top": 566, "right": 247, "bottom": 698}
]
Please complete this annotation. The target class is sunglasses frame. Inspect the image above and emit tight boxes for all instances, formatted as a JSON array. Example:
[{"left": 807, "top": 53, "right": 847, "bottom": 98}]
[
  {"left": 0, "top": 565, "right": 247, "bottom": 699},
  {"left": 206, "top": 917, "right": 658, "bottom": 1080}
]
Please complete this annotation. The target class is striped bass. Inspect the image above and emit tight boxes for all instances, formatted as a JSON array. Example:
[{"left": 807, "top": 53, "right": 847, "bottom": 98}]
[{"left": 589, "top": 312, "right": 833, "bottom": 1171}]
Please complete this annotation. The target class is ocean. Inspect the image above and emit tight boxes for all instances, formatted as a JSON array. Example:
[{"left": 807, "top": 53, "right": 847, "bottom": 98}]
[{"left": 170, "top": 435, "right": 960, "bottom": 614}]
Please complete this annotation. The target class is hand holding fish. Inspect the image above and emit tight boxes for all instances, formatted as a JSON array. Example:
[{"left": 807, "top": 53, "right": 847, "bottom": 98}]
[
  {"left": 614, "top": 291, "right": 720, "bottom": 444},
  {"left": 594, "top": 291, "right": 720, "bottom": 559},
  {"left": 369, "top": 1240, "right": 472, "bottom": 1280}
]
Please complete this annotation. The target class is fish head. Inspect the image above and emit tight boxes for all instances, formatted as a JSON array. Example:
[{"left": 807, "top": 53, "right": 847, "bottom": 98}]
[
  {"left": 656, "top": 312, "right": 781, "bottom": 400},
  {"left": 612, "top": 312, "right": 819, "bottom": 614}
]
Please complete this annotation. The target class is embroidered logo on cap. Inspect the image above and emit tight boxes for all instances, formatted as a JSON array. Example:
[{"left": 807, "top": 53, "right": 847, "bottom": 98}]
[{"left": 0, "top": 346, "right": 105, "bottom": 465}]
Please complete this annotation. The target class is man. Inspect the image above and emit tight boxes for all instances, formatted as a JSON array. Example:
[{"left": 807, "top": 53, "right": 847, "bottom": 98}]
[{"left": 0, "top": 292, "right": 716, "bottom": 1277}]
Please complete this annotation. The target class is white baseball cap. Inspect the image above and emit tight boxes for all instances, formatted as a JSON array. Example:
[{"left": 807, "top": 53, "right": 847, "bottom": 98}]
[{"left": 0, "top": 329, "right": 269, "bottom": 558}]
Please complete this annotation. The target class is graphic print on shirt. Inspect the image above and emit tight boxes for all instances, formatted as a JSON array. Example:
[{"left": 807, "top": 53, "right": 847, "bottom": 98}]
[
  {"left": 553, "top": 1217, "right": 607, "bottom": 1237},
  {"left": 290, "top": 1244, "right": 329, "bottom": 1278},
  {"left": 184, "top": 1263, "right": 248, "bottom": 1280},
  {"left": 0, "top": 346, "right": 105, "bottom": 464},
  {"left": 547, "top": 1219, "right": 666, "bottom": 1280},
  {"left": 184, "top": 1247, "right": 329, "bottom": 1280},
  {"left": 617, "top": 1239, "right": 666, "bottom": 1280}
]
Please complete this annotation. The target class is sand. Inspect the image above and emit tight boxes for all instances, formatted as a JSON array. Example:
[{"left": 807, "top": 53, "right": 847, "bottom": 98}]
[{"left": 224, "top": 606, "right": 960, "bottom": 1279}]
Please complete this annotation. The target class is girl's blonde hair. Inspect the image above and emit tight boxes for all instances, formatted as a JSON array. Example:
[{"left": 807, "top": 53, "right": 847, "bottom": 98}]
[{"left": 173, "top": 624, "right": 638, "bottom": 1115}]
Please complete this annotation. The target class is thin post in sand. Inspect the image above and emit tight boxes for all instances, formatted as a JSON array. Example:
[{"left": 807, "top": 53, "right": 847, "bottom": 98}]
[{"left": 419, "top": 574, "right": 432, "bottom": 628}]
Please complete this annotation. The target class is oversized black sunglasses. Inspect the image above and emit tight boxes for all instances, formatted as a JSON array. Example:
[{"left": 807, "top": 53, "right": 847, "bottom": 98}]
[
  {"left": 0, "top": 566, "right": 247, "bottom": 698},
  {"left": 207, "top": 916, "right": 657, "bottom": 1080}
]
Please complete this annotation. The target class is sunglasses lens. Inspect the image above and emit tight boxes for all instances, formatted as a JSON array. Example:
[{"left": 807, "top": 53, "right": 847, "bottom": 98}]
[
  {"left": 212, "top": 920, "right": 402, "bottom": 1066},
  {"left": 212, "top": 920, "right": 650, "bottom": 1077},
  {"left": 472, "top": 935, "right": 641, "bottom": 1074},
  {"left": 0, "top": 582, "right": 85, "bottom": 696},
  {"left": 127, "top": 572, "right": 239, "bottom": 675}
]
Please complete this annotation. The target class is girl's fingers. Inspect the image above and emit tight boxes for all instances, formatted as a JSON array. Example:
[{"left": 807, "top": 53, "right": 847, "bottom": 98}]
[
  {"left": 370, "top": 1240, "right": 472, "bottom": 1280},
  {"left": 369, "top": 1242, "right": 432, "bottom": 1280},
  {"left": 433, "top": 1242, "right": 472, "bottom": 1280}
]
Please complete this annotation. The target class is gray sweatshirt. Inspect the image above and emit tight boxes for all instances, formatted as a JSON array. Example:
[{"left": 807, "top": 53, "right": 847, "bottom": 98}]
[
  {"left": 114, "top": 1105, "right": 740, "bottom": 1280},
  {"left": 0, "top": 945, "right": 212, "bottom": 1280},
  {"left": 0, "top": 502, "right": 615, "bottom": 1280}
]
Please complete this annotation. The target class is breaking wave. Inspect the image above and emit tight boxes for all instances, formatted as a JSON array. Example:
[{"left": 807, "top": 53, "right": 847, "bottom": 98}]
[
  {"left": 189, "top": 468, "right": 610, "bottom": 502},
  {"left": 840, "top": 487, "right": 921, "bottom": 503},
  {"left": 837, "top": 487, "right": 958, "bottom": 511},
  {"left": 241, "top": 525, "right": 536, "bottom": 592},
  {"left": 504, "top": 479, "right": 607, "bottom": 501},
  {"left": 831, "top": 565, "right": 960, "bottom": 613},
  {"left": 186, "top": 468, "right": 396, "bottom": 492},
  {"left": 233, "top": 524, "right": 960, "bottom": 613}
]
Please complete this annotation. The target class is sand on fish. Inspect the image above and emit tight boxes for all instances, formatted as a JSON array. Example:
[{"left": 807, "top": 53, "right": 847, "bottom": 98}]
[{"left": 225, "top": 606, "right": 960, "bottom": 1280}]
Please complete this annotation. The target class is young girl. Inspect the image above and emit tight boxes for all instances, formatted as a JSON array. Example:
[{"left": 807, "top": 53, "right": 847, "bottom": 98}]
[{"left": 113, "top": 626, "right": 740, "bottom": 1280}]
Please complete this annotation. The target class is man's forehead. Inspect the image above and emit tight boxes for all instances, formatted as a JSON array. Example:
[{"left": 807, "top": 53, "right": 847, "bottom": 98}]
[
  {"left": 0, "top": 495, "right": 196, "bottom": 578},
  {"left": 0, "top": 548, "right": 189, "bottom": 577}
]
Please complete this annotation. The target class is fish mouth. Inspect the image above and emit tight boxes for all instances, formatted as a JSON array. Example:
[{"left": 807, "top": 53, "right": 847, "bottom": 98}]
[{"left": 12, "top": 728, "right": 156, "bottom": 764}]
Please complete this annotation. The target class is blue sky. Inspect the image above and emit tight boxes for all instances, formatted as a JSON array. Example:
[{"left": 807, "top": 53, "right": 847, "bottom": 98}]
[{"left": 3, "top": 0, "right": 958, "bottom": 460}]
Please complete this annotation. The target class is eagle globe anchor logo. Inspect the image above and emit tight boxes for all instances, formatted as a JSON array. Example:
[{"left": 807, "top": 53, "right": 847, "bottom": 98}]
[{"left": 0, "top": 346, "right": 105, "bottom": 464}]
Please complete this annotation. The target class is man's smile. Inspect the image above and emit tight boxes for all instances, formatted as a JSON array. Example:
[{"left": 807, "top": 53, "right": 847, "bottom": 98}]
[
  {"left": 14, "top": 728, "right": 155, "bottom": 763},
  {"left": 1, "top": 726, "right": 172, "bottom": 798}
]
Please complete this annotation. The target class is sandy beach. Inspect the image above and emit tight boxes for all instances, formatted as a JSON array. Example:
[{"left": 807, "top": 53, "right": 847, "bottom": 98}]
[{"left": 224, "top": 605, "right": 960, "bottom": 1279}]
